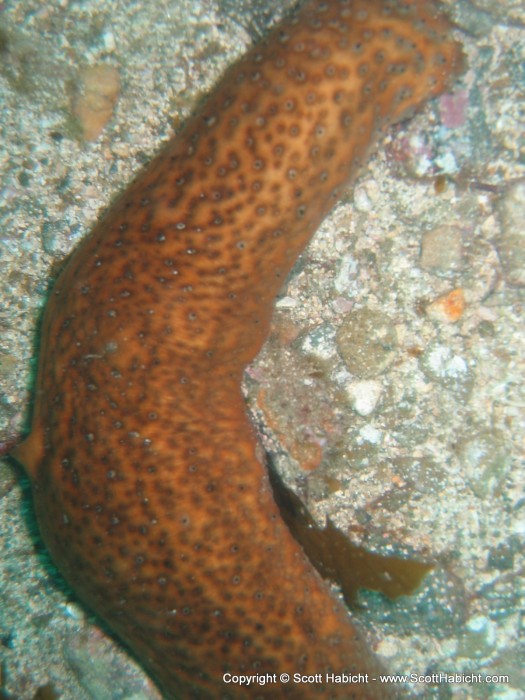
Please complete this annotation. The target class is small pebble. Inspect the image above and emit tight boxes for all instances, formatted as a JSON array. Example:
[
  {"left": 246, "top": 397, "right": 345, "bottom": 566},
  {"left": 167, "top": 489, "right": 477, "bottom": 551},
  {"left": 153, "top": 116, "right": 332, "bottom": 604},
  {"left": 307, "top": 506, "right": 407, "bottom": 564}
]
[
  {"left": 420, "top": 343, "right": 472, "bottom": 398},
  {"left": 420, "top": 225, "right": 463, "bottom": 274},
  {"left": 334, "top": 253, "right": 359, "bottom": 295},
  {"left": 496, "top": 180, "right": 525, "bottom": 287},
  {"left": 346, "top": 380, "right": 383, "bottom": 417},
  {"left": 102, "top": 30, "right": 117, "bottom": 53},
  {"left": 439, "top": 89, "right": 468, "bottom": 129},
  {"left": 358, "top": 424, "right": 383, "bottom": 445},
  {"left": 336, "top": 308, "right": 397, "bottom": 378},
  {"left": 72, "top": 64, "right": 121, "bottom": 141},
  {"left": 426, "top": 288, "right": 465, "bottom": 323},
  {"left": 301, "top": 324, "right": 337, "bottom": 362},
  {"left": 458, "top": 615, "right": 496, "bottom": 658},
  {"left": 457, "top": 428, "right": 511, "bottom": 498}
]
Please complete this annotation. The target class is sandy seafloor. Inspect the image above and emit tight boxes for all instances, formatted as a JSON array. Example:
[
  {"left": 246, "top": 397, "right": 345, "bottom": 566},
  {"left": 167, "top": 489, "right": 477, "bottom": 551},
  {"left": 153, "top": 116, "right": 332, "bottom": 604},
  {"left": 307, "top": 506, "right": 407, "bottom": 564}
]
[{"left": 0, "top": 0, "right": 523, "bottom": 698}]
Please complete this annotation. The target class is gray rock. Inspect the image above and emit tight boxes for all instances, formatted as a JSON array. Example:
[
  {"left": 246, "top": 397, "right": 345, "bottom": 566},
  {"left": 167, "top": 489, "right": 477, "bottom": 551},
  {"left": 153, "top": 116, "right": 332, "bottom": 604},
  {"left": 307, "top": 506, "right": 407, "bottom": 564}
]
[
  {"left": 420, "top": 225, "right": 463, "bottom": 274},
  {"left": 496, "top": 180, "right": 525, "bottom": 287},
  {"left": 336, "top": 308, "right": 397, "bottom": 378}
]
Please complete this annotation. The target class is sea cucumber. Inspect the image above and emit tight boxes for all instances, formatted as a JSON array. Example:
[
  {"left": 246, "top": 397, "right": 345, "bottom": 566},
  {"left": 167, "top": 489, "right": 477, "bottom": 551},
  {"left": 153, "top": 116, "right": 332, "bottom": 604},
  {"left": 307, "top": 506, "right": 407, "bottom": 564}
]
[{"left": 13, "top": 0, "right": 463, "bottom": 697}]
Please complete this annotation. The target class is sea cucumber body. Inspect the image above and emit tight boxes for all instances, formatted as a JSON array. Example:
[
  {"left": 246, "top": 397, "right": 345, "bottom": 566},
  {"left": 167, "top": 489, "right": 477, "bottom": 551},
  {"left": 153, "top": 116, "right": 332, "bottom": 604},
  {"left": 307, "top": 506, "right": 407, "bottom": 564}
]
[{"left": 15, "top": 1, "right": 462, "bottom": 698}]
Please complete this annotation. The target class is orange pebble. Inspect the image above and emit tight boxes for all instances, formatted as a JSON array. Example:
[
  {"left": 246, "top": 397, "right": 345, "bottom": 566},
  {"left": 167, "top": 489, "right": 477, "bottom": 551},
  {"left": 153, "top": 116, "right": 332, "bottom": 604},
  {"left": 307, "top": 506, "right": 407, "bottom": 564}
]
[
  {"left": 427, "top": 288, "right": 465, "bottom": 322},
  {"left": 73, "top": 64, "right": 120, "bottom": 141}
]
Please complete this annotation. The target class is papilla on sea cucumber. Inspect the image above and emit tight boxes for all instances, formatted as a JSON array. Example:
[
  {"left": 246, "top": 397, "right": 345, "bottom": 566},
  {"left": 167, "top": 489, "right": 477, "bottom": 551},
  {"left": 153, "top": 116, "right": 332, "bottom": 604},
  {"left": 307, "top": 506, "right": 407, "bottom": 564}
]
[{"left": 12, "top": 0, "right": 463, "bottom": 698}]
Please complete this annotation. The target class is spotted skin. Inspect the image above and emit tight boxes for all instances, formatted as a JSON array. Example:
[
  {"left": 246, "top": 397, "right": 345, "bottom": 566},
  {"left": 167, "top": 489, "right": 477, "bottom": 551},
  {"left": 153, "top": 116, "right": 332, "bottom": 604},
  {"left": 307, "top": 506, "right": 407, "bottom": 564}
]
[{"left": 14, "top": 0, "right": 463, "bottom": 698}]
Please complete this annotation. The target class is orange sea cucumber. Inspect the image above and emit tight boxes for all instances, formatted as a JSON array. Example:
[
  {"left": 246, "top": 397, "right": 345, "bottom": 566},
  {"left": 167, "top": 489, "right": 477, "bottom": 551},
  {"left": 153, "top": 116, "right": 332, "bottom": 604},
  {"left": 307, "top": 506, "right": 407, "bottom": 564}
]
[{"left": 13, "top": 0, "right": 463, "bottom": 698}]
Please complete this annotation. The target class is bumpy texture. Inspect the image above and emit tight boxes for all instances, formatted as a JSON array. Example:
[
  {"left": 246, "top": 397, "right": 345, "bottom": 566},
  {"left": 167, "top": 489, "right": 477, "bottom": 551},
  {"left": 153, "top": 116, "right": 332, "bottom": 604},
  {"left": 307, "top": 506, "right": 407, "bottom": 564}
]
[{"left": 14, "top": 1, "right": 463, "bottom": 698}]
